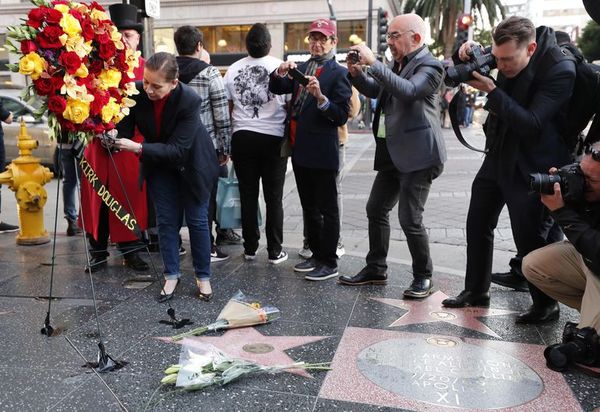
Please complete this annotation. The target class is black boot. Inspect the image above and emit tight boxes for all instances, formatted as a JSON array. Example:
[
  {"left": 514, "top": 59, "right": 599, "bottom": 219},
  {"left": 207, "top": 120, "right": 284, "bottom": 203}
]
[
  {"left": 66, "top": 219, "right": 82, "bottom": 236},
  {"left": 123, "top": 253, "right": 149, "bottom": 271}
]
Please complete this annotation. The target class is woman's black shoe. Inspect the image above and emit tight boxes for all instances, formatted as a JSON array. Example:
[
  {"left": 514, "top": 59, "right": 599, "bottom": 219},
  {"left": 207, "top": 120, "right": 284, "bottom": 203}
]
[
  {"left": 196, "top": 280, "right": 213, "bottom": 301},
  {"left": 157, "top": 279, "right": 179, "bottom": 303},
  {"left": 442, "top": 290, "right": 490, "bottom": 308}
]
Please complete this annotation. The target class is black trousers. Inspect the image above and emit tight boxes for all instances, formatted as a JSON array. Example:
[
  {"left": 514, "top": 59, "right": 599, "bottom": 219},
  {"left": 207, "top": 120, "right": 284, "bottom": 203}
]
[
  {"left": 231, "top": 130, "right": 287, "bottom": 258},
  {"left": 207, "top": 159, "right": 229, "bottom": 246},
  {"left": 365, "top": 165, "right": 443, "bottom": 278},
  {"left": 87, "top": 203, "right": 141, "bottom": 259},
  {"left": 292, "top": 161, "right": 339, "bottom": 268},
  {"left": 465, "top": 156, "right": 556, "bottom": 307}
]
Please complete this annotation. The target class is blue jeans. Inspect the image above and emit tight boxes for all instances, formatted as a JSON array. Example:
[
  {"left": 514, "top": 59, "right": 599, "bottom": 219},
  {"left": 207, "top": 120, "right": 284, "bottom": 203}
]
[
  {"left": 59, "top": 144, "right": 80, "bottom": 222},
  {"left": 147, "top": 170, "right": 211, "bottom": 281}
]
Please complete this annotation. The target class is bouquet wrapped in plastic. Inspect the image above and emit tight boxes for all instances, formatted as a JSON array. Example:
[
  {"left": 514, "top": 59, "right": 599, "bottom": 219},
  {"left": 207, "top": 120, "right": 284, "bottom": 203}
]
[
  {"left": 160, "top": 341, "right": 330, "bottom": 391},
  {"left": 5, "top": 0, "right": 139, "bottom": 143},
  {"left": 171, "top": 290, "right": 280, "bottom": 341}
]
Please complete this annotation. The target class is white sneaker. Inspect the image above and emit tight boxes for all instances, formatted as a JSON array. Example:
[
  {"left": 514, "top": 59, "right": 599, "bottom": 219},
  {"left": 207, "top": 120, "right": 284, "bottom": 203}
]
[
  {"left": 210, "top": 246, "right": 229, "bottom": 262},
  {"left": 243, "top": 252, "right": 256, "bottom": 261},
  {"left": 268, "top": 251, "right": 288, "bottom": 265},
  {"left": 299, "top": 246, "right": 313, "bottom": 259},
  {"left": 336, "top": 242, "right": 345, "bottom": 258}
]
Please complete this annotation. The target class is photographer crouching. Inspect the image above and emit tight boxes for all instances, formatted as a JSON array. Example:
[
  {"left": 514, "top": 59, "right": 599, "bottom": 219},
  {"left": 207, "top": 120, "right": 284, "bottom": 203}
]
[{"left": 524, "top": 144, "right": 600, "bottom": 372}]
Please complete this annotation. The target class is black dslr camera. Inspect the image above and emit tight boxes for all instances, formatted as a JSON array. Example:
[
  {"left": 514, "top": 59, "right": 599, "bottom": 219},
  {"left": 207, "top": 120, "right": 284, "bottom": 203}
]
[
  {"left": 529, "top": 163, "right": 586, "bottom": 203},
  {"left": 544, "top": 322, "right": 600, "bottom": 372},
  {"left": 347, "top": 50, "right": 360, "bottom": 64},
  {"left": 445, "top": 45, "right": 497, "bottom": 87}
]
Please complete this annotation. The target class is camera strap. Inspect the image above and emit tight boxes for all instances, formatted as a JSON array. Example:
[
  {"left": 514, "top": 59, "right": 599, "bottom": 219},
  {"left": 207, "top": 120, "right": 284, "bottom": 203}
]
[{"left": 449, "top": 92, "right": 487, "bottom": 153}]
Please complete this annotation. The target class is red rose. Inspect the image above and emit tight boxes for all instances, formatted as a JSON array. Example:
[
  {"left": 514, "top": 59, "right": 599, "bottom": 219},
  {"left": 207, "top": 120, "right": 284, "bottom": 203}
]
[
  {"left": 80, "top": 19, "right": 95, "bottom": 41},
  {"left": 46, "top": 8, "right": 63, "bottom": 24},
  {"left": 95, "top": 122, "right": 112, "bottom": 134},
  {"left": 89, "top": 1, "right": 105, "bottom": 12},
  {"left": 20, "top": 40, "right": 38, "bottom": 54},
  {"left": 27, "top": 8, "right": 47, "bottom": 29},
  {"left": 98, "top": 41, "right": 116, "bottom": 60},
  {"left": 48, "top": 95, "right": 67, "bottom": 114},
  {"left": 69, "top": 9, "right": 82, "bottom": 21},
  {"left": 61, "top": 120, "right": 76, "bottom": 132},
  {"left": 37, "top": 25, "right": 65, "bottom": 49},
  {"left": 88, "top": 59, "right": 103, "bottom": 75},
  {"left": 108, "top": 87, "right": 121, "bottom": 100},
  {"left": 58, "top": 51, "right": 82, "bottom": 74},
  {"left": 51, "top": 75, "right": 65, "bottom": 91},
  {"left": 90, "top": 91, "right": 109, "bottom": 115},
  {"left": 33, "top": 77, "right": 55, "bottom": 96},
  {"left": 96, "top": 32, "right": 112, "bottom": 45}
]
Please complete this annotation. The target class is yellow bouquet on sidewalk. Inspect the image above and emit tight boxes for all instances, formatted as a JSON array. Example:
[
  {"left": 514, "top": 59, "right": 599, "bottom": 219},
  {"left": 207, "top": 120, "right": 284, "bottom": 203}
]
[{"left": 171, "top": 291, "right": 280, "bottom": 341}]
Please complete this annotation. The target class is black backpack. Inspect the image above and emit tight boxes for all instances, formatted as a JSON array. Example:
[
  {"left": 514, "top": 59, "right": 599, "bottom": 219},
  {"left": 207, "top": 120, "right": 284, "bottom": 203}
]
[{"left": 546, "top": 44, "right": 600, "bottom": 154}]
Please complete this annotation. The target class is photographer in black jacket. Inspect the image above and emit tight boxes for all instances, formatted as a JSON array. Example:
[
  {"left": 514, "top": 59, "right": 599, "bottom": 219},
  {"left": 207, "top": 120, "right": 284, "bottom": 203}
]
[
  {"left": 442, "top": 16, "right": 576, "bottom": 324},
  {"left": 523, "top": 144, "right": 600, "bottom": 335}
]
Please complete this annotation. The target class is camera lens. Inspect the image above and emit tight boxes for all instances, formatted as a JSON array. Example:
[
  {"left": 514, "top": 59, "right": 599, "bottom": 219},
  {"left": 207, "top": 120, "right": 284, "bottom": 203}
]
[{"left": 529, "top": 173, "right": 562, "bottom": 194}]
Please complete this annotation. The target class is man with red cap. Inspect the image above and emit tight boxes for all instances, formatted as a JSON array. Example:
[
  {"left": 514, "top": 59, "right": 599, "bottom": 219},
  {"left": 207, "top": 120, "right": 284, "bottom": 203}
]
[{"left": 269, "top": 18, "right": 352, "bottom": 281}]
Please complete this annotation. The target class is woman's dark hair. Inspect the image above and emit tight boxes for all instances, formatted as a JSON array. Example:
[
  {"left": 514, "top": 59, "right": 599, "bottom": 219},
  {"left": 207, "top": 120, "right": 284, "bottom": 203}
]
[
  {"left": 246, "top": 23, "right": 271, "bottom": 58},
  {"left": 146, "top": 52, "right": 179, "bottom": 81},
  {"left": 174, "top": 25, "right": 204, "bottom": 56}
]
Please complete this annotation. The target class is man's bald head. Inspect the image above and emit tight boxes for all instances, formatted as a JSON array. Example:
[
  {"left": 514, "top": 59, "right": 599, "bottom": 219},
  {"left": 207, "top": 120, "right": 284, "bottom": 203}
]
[{"left": 387, "top": 13, "right": 427, "bottom": 61}]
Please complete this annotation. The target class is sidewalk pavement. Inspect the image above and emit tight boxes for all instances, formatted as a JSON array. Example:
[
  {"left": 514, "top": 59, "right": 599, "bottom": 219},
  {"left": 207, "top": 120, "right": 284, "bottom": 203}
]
[{"left": 0, "top": 123, "right": 597, "bottom": 411}]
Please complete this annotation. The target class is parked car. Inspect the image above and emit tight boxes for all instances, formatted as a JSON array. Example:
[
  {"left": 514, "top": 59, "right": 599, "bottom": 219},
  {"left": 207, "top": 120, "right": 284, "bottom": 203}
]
[{"left": 0, "top": 90, "right": 59, "bottom": 173}]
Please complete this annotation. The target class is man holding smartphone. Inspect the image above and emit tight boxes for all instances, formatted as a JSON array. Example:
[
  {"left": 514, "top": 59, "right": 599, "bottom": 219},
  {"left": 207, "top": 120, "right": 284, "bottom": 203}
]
[{"left": 269, "top": 18, "right": 352, "bottom": 281}]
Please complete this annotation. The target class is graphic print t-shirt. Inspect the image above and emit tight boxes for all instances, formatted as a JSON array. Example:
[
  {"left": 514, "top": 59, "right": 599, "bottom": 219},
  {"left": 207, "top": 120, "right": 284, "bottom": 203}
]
[{"left": 223, "top": 55, "right": 287, "bottom": 136}]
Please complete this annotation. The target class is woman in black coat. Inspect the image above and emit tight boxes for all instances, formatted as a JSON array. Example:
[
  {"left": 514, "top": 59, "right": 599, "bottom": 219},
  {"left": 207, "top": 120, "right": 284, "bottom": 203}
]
[{"left": 114, "top": 52, "right": 219, "bottom": 301}]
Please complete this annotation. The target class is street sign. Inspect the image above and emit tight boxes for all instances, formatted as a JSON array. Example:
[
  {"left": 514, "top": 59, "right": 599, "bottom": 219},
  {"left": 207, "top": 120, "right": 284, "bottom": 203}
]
[{"left": 145, "top": 0, "right": 160, "bottom": 18}]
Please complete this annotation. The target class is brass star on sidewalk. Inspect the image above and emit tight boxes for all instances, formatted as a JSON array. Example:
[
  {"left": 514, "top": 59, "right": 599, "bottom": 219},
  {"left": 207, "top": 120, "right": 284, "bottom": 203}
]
[
  {"left": 158, "top": 328, "right": 329, "bottom": 377},
  {"left": 371, "top": 291, "right": 516, "bottom": 338}
]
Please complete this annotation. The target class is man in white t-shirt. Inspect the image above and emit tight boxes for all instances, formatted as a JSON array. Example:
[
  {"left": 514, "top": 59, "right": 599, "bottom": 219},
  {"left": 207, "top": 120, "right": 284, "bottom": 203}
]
[{"left": 223, "top": 23, "right": 289, "bottom": 264}]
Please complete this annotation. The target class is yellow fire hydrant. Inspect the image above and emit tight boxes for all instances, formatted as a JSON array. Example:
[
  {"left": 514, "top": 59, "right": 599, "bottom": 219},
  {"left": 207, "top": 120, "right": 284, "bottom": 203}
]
[{"left": 0, "top": 119, "right": 53, "bottom": 245}]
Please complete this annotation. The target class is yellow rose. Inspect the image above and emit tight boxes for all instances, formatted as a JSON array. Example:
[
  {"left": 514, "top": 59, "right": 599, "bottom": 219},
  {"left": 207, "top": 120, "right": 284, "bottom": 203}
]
[
  {"left": 74, "top": 64, "right": 88, "bottom": 79},
  {"left": 101, "top": 97, "right": 121, "bottom": 123},
  {"left": 60, "top": 13, "right": 82, "bottom": 37},
  {"left": 63, "top": 98, "right": 90, "bottom": 124},
  {"left": 98, "top": 69, "right": 122, "bottom": 90},
  {"left": 64, "top": 35, "right": 93, "bottom": 58},
  {"left": 18, "top": 52, "right": 46, "bottom": 80},
  {"left": 54, "top": 4, "right": 69, "bottom": 13},
  {"left": 90, "top": 9, "right": 108, "bottom": 21}
]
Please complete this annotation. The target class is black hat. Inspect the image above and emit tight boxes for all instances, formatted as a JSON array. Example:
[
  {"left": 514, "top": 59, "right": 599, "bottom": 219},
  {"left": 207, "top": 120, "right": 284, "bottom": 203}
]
[
  {"left": 109, "top": 4, "right": 143, "bottom": 34},
  {"left": 584, "top": 0, "right": 600, "bottom": 25}
]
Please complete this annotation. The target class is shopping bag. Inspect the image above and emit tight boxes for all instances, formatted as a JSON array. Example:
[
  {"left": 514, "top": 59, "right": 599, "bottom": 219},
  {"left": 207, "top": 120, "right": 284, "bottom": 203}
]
[{"left": 216, "top": 168, "right": 262, "bottom": 229}]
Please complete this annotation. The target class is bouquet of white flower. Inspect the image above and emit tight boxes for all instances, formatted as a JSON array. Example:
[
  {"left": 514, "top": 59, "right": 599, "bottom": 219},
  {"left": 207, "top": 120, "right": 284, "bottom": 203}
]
[{"left": 160, "top": 341, "right": 331, "bottom": 391}]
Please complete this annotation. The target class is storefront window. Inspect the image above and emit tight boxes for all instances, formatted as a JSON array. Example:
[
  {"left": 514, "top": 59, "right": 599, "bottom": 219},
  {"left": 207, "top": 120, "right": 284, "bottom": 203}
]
[
  {"left": 0, "top": 33, "right": 14, "bottom": 87},
  {"left": 285, "top": 19, "right": 366, "bottom": 53},
  {"left": 203, "top": 25, "right": 252, "bottom": 54}
]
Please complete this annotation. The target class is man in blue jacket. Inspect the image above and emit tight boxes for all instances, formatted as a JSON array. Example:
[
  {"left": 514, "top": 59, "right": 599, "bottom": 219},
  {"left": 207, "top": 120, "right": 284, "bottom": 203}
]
[{"left": 269, "top": 18, "right": 351, "bottom": 281}]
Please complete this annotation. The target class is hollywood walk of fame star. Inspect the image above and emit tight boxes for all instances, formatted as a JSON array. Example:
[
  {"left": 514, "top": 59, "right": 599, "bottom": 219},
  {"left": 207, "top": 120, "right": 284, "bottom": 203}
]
[
  {"left": 371, "top": 291, "right": 517, "bottom": 338},
  {"left": 158, "top": 327, "right": 330, "bottom": 377}
]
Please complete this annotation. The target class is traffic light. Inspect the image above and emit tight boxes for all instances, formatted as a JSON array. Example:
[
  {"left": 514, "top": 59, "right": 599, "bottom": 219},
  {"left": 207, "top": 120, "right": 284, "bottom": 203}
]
[
  {"left": 454, "top": 13, "right": 473, "bottom": 53},
  {"left": 377, "top": 8, "right": 389, "bottom": 55}
]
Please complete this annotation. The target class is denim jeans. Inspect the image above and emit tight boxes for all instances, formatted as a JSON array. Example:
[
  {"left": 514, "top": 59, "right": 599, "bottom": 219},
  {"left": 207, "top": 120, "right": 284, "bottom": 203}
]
[
  {"left": 365, "top": 164, "right": 443, "bottom": 277},
  {"left": 147, "top": 170, "right": 211, "bottom": 281},
  {"left": 58, "top": 144, "right": 80, "bottom": 222}
]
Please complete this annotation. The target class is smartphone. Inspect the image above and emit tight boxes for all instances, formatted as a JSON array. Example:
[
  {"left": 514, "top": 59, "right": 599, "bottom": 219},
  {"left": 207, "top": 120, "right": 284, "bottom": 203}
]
[{"left": 288, "top": 67, "right": 309, "bottom": 86}]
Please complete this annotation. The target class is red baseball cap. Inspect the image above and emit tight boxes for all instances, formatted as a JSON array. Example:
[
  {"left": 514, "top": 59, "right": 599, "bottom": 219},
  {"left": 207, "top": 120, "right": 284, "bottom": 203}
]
[{"left": 308, "top": 18, "right": 337, "bottom": 37}]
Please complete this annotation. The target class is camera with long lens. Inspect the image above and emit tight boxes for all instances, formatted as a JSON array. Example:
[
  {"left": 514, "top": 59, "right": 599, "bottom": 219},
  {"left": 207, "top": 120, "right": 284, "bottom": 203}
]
[
  {"left": 529, "top": 162, "right": 586, "bottom": 203},
  {"left": 445, "top": 45, "right": 497, "bottom": 87},
  {"left": 347, "top": 50, "right": 360, "bottom": 64},
  {"left": 544, "top": 322, "right": 600, "bottom": 372}
]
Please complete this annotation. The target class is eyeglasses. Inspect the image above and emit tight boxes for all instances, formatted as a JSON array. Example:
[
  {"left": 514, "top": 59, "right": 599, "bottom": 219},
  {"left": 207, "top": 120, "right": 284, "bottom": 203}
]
[
  {"left": 308, "top": 34, "right": 331, "bottom": 44},
  {"left": 386, "top": 30, "right": 414, "bottom": 41},
  {"left": 585, "top": 145, "right": 600, "bottom": 162}
]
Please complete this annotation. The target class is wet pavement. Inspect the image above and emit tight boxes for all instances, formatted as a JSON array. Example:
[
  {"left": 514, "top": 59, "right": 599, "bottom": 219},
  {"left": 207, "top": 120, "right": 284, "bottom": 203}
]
[{"left": 0, "top": 123, "right": 597, "bottom": 411}]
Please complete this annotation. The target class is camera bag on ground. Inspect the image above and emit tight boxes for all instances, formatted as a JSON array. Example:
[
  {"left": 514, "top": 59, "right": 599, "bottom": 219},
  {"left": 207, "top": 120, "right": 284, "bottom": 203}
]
[{"left": 541, "top": 43, "right": 600, "bottom": 156}]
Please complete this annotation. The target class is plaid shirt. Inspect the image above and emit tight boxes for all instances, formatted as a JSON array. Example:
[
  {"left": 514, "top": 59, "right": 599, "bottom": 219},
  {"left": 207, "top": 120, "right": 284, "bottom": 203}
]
[{"left": 187, "top": 65, "right": 232, "bottom": 155}]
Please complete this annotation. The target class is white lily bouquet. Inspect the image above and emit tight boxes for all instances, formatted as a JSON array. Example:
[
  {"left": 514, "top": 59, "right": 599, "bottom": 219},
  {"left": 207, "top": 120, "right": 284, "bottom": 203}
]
[
  {"left": 171, "top": 291, "right": 280, "bottom": 341},
  {"left": 161, "top": 341, "right": 331, "bottom": 391}
]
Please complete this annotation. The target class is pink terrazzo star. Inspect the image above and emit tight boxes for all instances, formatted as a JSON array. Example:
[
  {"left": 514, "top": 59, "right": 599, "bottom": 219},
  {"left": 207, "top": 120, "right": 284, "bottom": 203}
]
[
  {"left": 371, "top": 290, "right": 517, "bottom": 338},
  {"left": 158, "top": 327, "right": 329, "bottom": 377}
]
